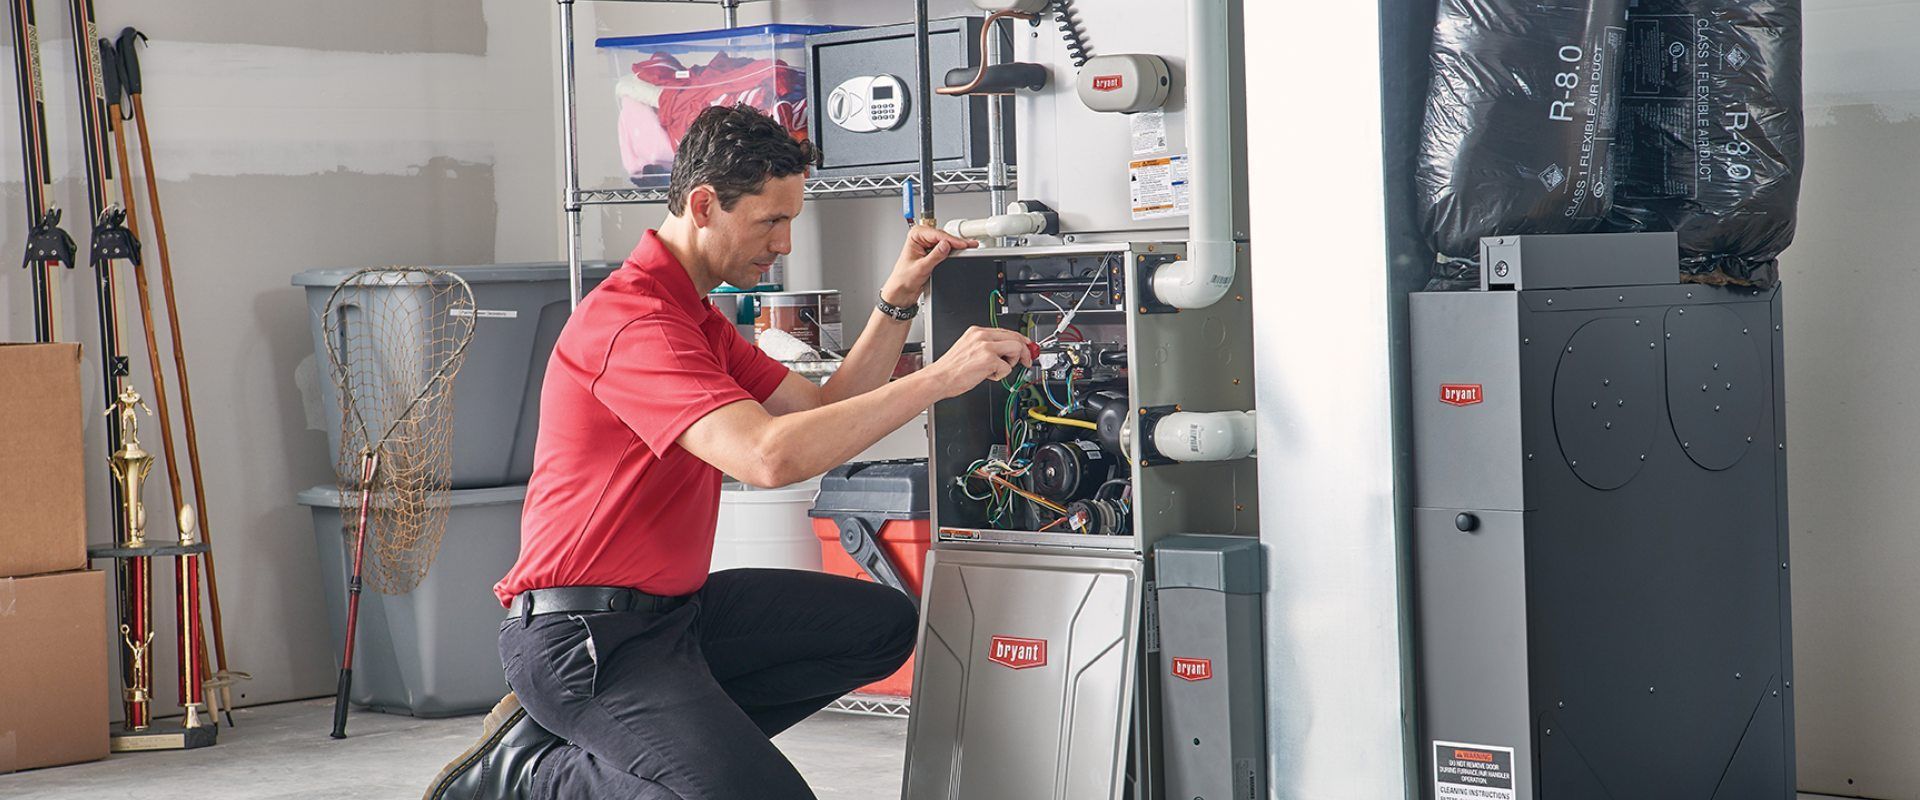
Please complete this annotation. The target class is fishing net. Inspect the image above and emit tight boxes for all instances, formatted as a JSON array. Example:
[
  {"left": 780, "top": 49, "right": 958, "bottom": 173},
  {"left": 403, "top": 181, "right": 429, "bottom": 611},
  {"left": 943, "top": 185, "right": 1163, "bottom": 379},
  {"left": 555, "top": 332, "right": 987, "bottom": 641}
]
[{"left": 321, "top": 268, "right": 475, "bottom": 595}]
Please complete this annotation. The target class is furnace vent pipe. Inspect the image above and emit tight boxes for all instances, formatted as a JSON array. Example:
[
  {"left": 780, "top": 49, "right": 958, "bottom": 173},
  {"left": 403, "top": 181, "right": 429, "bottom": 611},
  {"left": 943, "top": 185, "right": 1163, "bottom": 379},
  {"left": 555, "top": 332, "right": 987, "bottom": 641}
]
[
  {"left": 1149, "top": 0, "right": 1238, "bottom": 310},
  {"left": 1152, "top": 410, "right": 1258, "bottom": 462}
]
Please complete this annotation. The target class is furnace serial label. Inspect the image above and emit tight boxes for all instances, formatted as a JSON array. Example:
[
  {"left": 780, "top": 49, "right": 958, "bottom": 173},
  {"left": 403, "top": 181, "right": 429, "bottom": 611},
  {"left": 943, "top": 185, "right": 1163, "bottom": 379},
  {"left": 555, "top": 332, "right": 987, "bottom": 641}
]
[{"left": 1433, "top": 741, "right": 1515, "bottom": 800}]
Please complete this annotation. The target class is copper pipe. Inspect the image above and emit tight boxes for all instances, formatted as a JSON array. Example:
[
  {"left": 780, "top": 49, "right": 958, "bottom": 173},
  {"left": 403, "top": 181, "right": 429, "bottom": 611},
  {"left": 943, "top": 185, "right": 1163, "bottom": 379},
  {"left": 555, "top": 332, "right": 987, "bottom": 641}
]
[{"left": 936, "top": 10, "right": 1037, "bottom": 97}]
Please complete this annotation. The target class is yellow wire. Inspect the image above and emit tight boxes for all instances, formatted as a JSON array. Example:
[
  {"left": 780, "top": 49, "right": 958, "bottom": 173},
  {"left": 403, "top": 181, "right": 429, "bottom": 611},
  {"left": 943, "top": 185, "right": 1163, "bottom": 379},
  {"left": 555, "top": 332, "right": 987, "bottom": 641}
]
[{"left": 1028, "top": 408, "right": 1098, "bottom": 431}]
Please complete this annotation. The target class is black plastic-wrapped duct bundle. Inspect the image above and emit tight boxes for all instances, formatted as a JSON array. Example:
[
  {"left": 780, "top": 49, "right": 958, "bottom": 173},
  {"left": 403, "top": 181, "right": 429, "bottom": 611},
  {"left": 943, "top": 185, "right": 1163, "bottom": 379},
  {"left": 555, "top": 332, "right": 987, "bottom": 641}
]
[
  {"left": 1611, "top": 0, "right": 1803, "bottom": 286},
  {"left": 1418, "top": 0, "right": 1631, "bottom": 274}
]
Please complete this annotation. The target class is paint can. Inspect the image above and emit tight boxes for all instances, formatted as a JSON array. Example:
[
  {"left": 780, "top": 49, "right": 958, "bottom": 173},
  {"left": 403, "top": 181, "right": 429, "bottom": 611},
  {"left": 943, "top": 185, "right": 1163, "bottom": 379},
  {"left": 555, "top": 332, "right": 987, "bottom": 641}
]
[{"left": 755, "top": 290, "right": 842, "bottom": 352}]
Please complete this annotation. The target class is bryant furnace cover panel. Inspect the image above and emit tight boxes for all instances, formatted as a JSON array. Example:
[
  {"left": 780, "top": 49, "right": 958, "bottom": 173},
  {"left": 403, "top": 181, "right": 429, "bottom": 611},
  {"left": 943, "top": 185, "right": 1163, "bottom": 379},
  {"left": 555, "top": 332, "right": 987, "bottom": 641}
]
[
  {"left": 1411, "top": 283, "right": 1794, "bottom": 800},
  {"left": 902, "top": 547, "right": 1143, "bottom": 800}
]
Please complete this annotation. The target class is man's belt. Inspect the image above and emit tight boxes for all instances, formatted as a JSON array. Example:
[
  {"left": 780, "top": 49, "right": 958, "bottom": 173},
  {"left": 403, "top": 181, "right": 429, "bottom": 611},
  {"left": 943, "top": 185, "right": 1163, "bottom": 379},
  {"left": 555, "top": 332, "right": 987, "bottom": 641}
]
[{"left": 508, "top": 586, "right": 690, "bottom": 622}]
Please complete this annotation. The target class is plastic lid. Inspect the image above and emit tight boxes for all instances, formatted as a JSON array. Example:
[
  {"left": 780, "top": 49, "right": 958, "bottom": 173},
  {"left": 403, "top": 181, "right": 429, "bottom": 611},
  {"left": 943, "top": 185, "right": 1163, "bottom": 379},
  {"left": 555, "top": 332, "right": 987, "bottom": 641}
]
[
  {"left": 596, "top": 24, "right": 855, "bottom": 50},
  {"left": 1155, "top": 535, "right": 1264, "bottom": 594},
  {"left": 295, "top": 484, "right": 528, "bottom": 509},
  {"left": 809, "top": 459, "right": 929, "bottom": 519},
  {"left": 291, "top": 261, "right": 620, "bottom": 288}
]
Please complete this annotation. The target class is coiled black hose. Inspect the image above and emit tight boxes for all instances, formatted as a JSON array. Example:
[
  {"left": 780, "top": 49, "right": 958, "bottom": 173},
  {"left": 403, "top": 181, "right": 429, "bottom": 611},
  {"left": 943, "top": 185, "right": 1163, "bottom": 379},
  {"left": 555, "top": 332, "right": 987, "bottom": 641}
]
[{"left": 1049, "top": 0, "right": 1093, "bottom": 68}]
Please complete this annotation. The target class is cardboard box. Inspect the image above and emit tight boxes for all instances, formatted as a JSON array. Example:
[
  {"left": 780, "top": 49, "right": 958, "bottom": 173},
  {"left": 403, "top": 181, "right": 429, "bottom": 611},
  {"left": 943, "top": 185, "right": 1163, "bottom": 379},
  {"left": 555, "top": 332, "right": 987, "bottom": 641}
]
[
  {"left": 0, "top": 344, "right": 87, "bottom": 578},
  {"left": 0, "top": 570, "right": 109, "bottom": 772}
]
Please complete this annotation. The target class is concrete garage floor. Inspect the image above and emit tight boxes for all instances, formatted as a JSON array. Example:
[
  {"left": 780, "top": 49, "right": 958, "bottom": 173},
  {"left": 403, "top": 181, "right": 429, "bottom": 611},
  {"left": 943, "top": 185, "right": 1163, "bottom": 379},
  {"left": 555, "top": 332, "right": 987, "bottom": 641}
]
[
  {"left": 0, "top": 700, "right": 1865, "bottom": 800},
  {"left": 0, "top": 699, "right": 908, "bottom": 799}
]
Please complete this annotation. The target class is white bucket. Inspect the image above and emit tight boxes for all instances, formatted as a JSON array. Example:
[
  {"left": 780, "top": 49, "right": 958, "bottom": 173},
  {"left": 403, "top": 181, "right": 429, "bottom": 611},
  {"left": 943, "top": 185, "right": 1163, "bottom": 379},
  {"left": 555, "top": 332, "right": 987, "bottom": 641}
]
[
  {"left": 754, "top": 290, "right": 843, "bottom": 352},
  {"left": 711, "top": 480, "right": 822, "bottom": 573}
]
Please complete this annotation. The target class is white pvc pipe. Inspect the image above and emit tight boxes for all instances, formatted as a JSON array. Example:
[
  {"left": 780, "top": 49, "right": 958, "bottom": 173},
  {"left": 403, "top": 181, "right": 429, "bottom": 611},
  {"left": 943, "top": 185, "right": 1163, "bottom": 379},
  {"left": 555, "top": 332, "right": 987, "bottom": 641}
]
[
  {"left": 943, "top": 212, "right": 1050, "bottom": 241},
  {"left": 1151, "top": 0, "right": 1237, "bottom": 310},
  {"left": 1152, "top": 410, "right": 1258, "bottom": 462}
]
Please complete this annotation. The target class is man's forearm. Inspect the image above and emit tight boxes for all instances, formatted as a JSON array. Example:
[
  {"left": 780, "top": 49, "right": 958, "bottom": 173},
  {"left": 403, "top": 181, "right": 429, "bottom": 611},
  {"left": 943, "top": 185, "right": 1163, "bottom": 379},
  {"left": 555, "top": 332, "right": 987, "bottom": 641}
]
[
  {"left": 759, "top": 369, "right": 942, "bottom": 485},
  {"left": 819, "top": 307, "right": 913, "bottom": 405}
]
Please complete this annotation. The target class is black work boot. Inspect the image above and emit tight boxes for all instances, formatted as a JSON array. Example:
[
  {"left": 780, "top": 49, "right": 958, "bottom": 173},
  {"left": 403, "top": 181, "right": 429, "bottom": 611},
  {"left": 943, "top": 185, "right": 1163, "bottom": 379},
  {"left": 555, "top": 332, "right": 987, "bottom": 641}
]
[{"left": 423, "top": 693, "right": 563, "bottom": 800}]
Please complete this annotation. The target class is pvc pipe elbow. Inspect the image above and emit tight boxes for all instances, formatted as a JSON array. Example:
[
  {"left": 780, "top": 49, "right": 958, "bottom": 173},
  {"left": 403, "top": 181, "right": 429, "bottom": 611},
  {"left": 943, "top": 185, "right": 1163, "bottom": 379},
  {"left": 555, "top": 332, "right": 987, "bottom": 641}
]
[{"left": 1150, "top": 240, "right": 1237, "bottom": 309}]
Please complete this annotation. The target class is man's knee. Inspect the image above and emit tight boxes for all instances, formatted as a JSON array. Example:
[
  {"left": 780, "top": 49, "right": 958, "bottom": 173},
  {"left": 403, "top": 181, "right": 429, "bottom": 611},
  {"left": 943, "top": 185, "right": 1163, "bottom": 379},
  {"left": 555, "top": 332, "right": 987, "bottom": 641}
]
[{"left": 872, "top": 588, "right": 919, "bottom": 670}]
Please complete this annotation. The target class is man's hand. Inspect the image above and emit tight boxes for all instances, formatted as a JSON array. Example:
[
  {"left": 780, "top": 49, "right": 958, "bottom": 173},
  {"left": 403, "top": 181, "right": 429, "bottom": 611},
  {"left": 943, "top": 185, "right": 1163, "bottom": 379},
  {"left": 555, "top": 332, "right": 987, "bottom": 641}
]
[
  {"left": 923, "top": 326, "right": 1034, "bottom": 399},
  {"left": 881, "top": 224, "right": 979, "bottom": 307}
]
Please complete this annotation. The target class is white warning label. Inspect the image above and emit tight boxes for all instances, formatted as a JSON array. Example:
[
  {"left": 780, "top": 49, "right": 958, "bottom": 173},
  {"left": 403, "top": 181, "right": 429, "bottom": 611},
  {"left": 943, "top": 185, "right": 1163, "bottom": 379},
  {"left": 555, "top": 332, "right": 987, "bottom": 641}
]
[
  {"left": 1130, "top": 109, "right": 1169, "bottom": 155},
  {"left": 1433, "top": 741, "right": 1515, "bottom": 800},
  {"left": 1129, "top": 155, "right": 1190, "bottom": 221}
]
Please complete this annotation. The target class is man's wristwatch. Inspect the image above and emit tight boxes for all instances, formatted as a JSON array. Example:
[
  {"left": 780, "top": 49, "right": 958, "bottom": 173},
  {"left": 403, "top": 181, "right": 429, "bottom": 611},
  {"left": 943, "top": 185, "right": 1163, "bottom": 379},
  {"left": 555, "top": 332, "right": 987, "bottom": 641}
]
[{"left": 877, "top": 294, "right": 920, "bottom": 321}]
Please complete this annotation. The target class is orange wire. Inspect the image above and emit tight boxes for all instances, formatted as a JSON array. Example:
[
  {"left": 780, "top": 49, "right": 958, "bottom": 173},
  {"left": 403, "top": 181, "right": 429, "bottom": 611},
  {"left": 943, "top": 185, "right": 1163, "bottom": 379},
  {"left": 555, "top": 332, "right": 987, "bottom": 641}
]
[{"left": 980, "top": 471, "right": 1069, "bottom": 516}]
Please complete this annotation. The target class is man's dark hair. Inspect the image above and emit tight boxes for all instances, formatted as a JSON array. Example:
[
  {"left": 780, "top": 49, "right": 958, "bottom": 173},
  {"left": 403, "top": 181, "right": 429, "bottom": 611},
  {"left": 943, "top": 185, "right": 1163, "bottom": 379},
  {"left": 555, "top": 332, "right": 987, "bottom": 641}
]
[{"left": 666, "top": 104, "right": 819, "bottom": 216}]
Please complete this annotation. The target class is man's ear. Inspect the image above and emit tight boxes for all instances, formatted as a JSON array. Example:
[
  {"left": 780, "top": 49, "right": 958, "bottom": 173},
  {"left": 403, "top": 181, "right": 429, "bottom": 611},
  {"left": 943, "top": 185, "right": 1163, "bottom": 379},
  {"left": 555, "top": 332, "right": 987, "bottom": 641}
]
[{"left": 687, "top": 185, "right": 717, "bottom": 228}]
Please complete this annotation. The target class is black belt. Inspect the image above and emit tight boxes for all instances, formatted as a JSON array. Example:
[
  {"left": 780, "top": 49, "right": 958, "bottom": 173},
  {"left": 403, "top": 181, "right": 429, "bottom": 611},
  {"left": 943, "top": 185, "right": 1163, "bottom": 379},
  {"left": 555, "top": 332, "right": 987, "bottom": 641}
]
[{"left": 508, "top": 586, "right": 690, "bottom": 623}]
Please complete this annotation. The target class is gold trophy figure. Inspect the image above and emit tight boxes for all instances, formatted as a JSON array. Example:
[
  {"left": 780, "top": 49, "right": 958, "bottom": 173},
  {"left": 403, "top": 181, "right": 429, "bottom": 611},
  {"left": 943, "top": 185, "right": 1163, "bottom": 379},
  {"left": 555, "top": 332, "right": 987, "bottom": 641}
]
[
  {"left": 105, "top": 387, "right": 155, "bottom": 547},
  {"left": 120, "top": 624, "right": 154, "bottom": 731}
]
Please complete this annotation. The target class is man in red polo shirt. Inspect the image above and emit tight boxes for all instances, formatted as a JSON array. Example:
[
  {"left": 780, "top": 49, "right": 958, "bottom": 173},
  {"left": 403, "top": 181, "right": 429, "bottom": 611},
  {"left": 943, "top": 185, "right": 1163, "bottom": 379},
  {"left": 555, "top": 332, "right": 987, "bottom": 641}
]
[{"left": 425, "top": 106, "right": 1030, "bottom": 800}]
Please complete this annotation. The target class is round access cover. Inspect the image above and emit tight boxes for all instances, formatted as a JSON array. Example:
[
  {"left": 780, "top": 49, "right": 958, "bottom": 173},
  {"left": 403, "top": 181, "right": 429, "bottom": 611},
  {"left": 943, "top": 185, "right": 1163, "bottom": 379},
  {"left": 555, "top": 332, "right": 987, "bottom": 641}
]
[
  {"left": 1553, "top": 317, "right": 1663, "bottom": 491},
  {"left": 1664, "top": 305, "right": 1764, "bottom": 471}
]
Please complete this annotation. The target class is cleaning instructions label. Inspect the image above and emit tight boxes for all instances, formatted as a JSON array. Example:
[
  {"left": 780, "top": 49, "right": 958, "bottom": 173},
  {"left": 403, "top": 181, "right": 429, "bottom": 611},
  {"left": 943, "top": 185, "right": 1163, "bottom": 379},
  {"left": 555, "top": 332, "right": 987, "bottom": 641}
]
[
  {"left": 1130, "top": 109, "right": 1169, "bottom": 155},
  {"left": 1129, "top": 155, "right": 1190, "bottom": 221},
  {"left": 1433, "top": 741, "right": 1516, "bottom": 800}
]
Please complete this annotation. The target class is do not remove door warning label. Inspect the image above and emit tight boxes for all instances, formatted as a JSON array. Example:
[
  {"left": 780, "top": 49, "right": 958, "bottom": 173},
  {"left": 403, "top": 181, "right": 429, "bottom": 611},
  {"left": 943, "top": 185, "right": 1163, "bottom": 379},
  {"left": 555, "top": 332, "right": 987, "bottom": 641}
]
[{"left": 1433, "top": 741, "right": 1515, "bottom": 800}]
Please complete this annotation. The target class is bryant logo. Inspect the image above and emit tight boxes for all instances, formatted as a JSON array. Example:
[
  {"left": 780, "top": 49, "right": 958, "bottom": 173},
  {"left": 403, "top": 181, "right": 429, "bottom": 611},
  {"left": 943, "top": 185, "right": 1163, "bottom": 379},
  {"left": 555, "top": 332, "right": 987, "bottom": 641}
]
[
  {"left": 1092, "top": 74, "right": 1124, "bottom": 92},
  {"left": 987, "top": 636, "right": 1048, "bottom": 670},
  {"left": 1440, "top": 384, "right": 1483, "bottom": 407},
  {"left": 1171, "top": 657, "right": 1213, "bottom": 682}
]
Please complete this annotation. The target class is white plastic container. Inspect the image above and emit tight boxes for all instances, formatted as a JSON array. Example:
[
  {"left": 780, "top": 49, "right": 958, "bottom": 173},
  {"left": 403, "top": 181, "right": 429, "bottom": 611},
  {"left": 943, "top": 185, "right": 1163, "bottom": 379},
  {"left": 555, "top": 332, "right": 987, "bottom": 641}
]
[
  {"left": 596, "top": 25, "right": 849, "bottom": 187},
  {"left": 711, "top": 481, "right": 823, "bottom": 573}
]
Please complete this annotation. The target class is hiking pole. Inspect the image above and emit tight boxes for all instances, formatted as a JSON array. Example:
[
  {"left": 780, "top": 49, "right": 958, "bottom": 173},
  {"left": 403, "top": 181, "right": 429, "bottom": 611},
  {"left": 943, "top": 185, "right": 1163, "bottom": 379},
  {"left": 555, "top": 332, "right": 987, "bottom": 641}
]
[{"left": 117, "top": 28, "right": 248, "bottom": 724}]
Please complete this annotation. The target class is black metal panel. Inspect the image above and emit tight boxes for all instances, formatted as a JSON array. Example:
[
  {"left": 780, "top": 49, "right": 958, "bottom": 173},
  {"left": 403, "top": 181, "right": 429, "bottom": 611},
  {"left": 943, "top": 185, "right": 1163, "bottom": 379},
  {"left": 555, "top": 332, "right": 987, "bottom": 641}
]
[
  {"left": 1664, "top": 304, "right": 1766, "bottom": 471},
  {"left": 1551, "top": 317, "right": 1663, "bottom": 491},
  {"left": 1515, "top": 284, "right": 1791, "bottom": 799}
]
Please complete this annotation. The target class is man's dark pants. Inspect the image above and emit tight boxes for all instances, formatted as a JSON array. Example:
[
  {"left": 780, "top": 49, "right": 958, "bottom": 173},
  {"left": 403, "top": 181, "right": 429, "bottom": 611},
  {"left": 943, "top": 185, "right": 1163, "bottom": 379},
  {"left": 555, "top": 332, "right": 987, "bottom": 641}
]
[{"left": 499, "top": 568, "right": 919, "bottom": 799}]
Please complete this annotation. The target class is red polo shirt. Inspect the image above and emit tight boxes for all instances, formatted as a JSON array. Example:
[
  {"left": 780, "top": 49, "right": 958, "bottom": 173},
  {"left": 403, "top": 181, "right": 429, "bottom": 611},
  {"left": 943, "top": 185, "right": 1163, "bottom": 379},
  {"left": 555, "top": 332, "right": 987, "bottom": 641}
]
[{"left": 494, "top": 231, "right": 789, "bottom": 605}]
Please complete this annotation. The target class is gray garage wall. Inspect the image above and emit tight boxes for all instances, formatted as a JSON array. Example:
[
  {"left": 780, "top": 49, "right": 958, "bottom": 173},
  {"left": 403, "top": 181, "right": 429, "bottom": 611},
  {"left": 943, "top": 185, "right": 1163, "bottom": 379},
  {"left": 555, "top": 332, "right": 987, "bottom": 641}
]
[{"left": 1784, "top": 2, "right": 1920, "bottom": 797}]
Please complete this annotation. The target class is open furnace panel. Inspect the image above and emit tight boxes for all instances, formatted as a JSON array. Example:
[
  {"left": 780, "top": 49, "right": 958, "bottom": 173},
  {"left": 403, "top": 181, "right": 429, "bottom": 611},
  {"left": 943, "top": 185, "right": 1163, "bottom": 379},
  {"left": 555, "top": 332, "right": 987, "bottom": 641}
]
[
  {"left": 904, "top": 241, "right": 1256, "bottom": 800},
  {"left": 925, "top": 242, "right": 1259, "bottom": 550}
]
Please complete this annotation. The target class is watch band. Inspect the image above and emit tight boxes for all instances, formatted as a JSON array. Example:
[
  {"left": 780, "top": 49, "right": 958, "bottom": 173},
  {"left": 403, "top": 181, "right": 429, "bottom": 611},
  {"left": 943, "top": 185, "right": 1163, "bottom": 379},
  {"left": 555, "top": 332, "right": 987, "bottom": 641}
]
[{"left": 877, "top": 294, "right": 920, "bottom": 321}]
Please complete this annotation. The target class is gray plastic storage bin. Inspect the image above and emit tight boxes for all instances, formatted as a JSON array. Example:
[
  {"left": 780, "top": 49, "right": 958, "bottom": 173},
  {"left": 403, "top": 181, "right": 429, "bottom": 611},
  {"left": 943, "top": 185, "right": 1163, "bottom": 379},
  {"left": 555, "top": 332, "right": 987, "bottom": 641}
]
[
  {"left": 299, "top": 484, "right": 525, "bottom": 718},
  {"left": 293, "top": 262, "right": 618, "bottom": 488}
]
